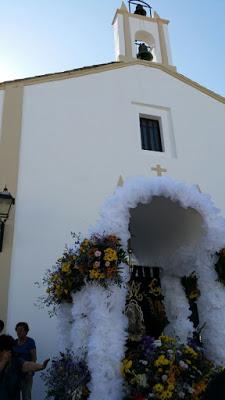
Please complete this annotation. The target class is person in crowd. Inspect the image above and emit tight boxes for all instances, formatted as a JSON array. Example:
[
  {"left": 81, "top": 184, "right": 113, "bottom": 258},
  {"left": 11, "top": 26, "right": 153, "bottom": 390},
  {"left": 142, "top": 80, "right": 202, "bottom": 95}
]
[
  {"left": 14, "top": 322, "right": 36, "bottom": 400},
  {"left": 0, "top": 320, "right": 4, "bottom": 333},
  {"left": 0, "top": 334, "right": 49, "bottom": 400},
  {"left": 202, "top": 369, "right": 225, "bottom": 400}
]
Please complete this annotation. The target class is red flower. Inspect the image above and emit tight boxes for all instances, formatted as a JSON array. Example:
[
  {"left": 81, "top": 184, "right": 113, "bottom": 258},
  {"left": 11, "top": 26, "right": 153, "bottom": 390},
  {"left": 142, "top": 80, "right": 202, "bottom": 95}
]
[{"left": 134, "top": 395, "right": 145, "bottom": 400}]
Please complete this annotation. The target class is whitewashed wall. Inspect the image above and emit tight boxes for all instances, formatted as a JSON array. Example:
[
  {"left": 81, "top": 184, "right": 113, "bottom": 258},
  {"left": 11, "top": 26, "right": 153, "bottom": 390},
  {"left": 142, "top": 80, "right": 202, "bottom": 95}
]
[
  {"left": 7, "top": 65, "right": 225, "bottom": 399},
  {"left": 114, "top": 14, "right": 126, "bottom": 61}
]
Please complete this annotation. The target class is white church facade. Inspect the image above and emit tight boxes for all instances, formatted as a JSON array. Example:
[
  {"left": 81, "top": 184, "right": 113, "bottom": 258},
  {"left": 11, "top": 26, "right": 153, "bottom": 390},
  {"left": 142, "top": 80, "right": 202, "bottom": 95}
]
[{"left": 0, "top": 1, "right": 225, "bottom": 399}]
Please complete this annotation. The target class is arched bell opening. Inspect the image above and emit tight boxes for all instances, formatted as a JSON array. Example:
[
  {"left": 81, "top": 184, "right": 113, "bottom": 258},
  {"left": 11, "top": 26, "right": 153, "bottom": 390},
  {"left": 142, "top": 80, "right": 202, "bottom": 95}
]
[
  {"left": 126, "top": 196, "right": 204, "bottom": 340},
  {"left": 135, "top": 30, "right": 155, "bottom": 61}
]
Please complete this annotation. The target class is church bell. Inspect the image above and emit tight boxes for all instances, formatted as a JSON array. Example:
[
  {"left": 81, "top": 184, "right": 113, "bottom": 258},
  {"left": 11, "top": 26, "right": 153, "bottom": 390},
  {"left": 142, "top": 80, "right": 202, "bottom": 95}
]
[
  {"left": 134, "top": 4, "right": 147, "bottom": 16},
  {"left": 137, "top": 43, "right": 153, "bottom": 61}
]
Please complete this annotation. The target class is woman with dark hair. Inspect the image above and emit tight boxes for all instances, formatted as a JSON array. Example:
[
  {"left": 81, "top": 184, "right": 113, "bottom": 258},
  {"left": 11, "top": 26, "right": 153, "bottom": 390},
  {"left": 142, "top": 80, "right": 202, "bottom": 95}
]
[
  {"left": 14, "top": 322, "right": 36, "bottom": 400},
  {"left": 0, "top": 320, "right": 4, "bottom": 333},
  {"left": 0, "top": 334, "right": 49, "bottom": 400},
  {"left": 202, "top": 370, "right": 225, "bottom": 400}
]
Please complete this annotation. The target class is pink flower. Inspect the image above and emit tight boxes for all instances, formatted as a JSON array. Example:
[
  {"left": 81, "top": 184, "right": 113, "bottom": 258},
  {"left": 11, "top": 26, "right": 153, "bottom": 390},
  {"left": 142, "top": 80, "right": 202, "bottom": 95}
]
[{"left": 95, "top": 250, "right": 101, "bottom": 257}]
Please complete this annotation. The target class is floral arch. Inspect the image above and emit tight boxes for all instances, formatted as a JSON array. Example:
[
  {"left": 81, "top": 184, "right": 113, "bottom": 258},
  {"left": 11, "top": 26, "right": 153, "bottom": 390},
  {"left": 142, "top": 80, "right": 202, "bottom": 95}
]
[
  {"left": 42, "top": 177, "right": 225, "bottom": 400},
  {"left": 92, "top": 177, "right": 225, "bottom": 361}
]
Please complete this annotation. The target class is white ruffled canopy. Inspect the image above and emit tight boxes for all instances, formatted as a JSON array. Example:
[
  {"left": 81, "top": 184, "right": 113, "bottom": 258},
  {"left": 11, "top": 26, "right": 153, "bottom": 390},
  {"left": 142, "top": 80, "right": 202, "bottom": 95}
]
[{"left": 58, "top": 177, "right": 225, "bottom": 400}]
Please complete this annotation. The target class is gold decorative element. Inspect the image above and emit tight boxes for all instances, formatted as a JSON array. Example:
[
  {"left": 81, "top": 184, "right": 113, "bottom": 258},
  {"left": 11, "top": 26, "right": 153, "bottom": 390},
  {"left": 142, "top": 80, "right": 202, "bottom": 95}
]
[
  {"left": 148, "top": 278, "right": 162, "bottom": 297},
  {"left": 154, "top": 299, "right": 166, "bottom": 317},
  {"left": 151, "top": 164, "right": 167, "bottom": 177},
  {"left": 127, "top": 280, "right": 143, "bottom": 302}
]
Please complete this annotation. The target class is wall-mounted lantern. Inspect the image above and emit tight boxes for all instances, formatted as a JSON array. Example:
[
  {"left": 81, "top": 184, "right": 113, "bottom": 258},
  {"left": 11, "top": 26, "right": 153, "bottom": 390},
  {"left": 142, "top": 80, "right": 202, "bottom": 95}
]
[{"left": 0, "top": 187, "right": 15, "bottom": 252}]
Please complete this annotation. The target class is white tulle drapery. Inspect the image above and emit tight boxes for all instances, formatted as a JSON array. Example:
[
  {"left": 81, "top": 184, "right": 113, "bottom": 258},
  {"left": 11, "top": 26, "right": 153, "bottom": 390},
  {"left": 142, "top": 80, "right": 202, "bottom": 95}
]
[{"left": 56, "top": 176, "right": 225, "bottom": 400}]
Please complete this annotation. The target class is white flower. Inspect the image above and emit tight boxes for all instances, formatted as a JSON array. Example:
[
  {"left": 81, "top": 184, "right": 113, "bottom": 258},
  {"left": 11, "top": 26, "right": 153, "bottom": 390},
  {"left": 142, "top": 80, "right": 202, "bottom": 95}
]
[
  {"left": 140, "top": 360, "right": 148, "bottom": 365},
  {"left": 162, "top": 374, "right": 168, "bottom": 382},
  {"left": 154, "top": 339, "right": 162, "bottom": 347},
  {"left": 136, "top": 374, "right": 148, "bottom": 388},
  {"left": 95, "top": 250, "right": 101, "bottom": 257},
  {"left": 178, "top": 392, "right": 185, "bottom": 399},
  {"left": 179, "top": 360, "right": 188, "bottom": 369}
]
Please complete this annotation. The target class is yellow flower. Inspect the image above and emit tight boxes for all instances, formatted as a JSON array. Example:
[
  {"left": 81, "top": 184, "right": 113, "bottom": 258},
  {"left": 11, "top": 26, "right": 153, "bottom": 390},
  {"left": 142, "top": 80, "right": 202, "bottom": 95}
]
[
  {"left": 121, "top": 359, "right": 132, "bottom": 375},
  {"left": 168, "top": 384, "right": 175, "bottom": 391},
  {"left": 154, "top": 355, "right": 171, "bottom": 367},
  {"left": 104, "top": 248, "right": 118, "bottom": 262},
  {"left": 153, "top": 383, "right": 164, "bottom": 393},
  {"left": 184, "top": 346, "right": 198, "bottom": 359},
  {"left": 61, "top": 262, "right": 70, "bottom": 273},
  {"left": 89, "top": 269, "right": 100, "bottom": 279},
  {"left": 55, "top": 285, "right": 63, "bottom": 297},
  {"left": 161, "top": 390, "right": 173, "bottom": 400},
  {"left": 51, "top": 274, "right": 59, "bottom": 282},
  {"left": 160, "top": 336, "right": 175, "bottom": 344}
]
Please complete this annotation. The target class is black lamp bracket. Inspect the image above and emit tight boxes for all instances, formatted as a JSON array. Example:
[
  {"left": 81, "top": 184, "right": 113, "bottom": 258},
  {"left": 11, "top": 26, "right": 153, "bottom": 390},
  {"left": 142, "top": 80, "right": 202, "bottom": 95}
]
[
  {"left": 0, "top": 187, "right": 15, "bottom": 252},
  {"left": 0, "top": 220, "right": 5, "bottom": 252}
]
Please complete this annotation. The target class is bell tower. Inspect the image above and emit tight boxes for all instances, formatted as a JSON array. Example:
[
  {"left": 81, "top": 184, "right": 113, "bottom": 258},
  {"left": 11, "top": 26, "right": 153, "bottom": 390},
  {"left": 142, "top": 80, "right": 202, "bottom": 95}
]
[{"left": 112, "top": 0, "right": 175, "bottom": 69}]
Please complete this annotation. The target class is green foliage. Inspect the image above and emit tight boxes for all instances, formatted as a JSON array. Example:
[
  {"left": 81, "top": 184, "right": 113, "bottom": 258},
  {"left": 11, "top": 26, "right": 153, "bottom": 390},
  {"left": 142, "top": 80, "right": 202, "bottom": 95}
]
[{"left": 39, "top": 234, "right": 127, "bottom": 314}]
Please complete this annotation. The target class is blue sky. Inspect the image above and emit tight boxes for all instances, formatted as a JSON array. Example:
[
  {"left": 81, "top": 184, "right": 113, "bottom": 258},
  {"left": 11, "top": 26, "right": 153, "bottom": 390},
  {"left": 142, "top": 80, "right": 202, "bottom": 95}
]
[{"left": 0, "top": 0, "right": 225, "bottom": 96}]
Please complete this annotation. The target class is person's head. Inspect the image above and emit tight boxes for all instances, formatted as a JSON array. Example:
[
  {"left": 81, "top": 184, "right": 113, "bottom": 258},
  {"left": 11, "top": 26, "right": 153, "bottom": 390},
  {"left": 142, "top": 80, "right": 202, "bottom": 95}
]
[
  {"left": 0, "top": 334, "right": 15, "bottom": 358},
  {"left": 0, "top": 320, "right": 4, "bottom": 333},
  {"left": 15, "top": 322, "right": 29, "bottom": 339}
]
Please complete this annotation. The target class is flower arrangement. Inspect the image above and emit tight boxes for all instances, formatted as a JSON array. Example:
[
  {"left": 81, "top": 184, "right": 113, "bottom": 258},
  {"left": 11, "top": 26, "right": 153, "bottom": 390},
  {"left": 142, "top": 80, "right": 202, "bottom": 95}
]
[
  {"left": 122, "top": 335, "right": 220, "bottom": 400},
  {"left": 215, "top": 248, "right": 225, "bottom": 286},
  {"left": 41, "top": 350, "right": 90, "bottom": 400},
  {"left": 41, "top": 234, "right": 127, "bottom": 311}
]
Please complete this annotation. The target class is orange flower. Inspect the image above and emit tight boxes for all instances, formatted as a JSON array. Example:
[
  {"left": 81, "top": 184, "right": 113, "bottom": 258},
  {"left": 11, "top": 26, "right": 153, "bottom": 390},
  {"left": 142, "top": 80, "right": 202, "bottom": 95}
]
[
  {"left": 193, "top": 380, "right": 207, "bottom": 396},
  {"left": 107, "top": 267, "right": 117, "bottom": 277}
]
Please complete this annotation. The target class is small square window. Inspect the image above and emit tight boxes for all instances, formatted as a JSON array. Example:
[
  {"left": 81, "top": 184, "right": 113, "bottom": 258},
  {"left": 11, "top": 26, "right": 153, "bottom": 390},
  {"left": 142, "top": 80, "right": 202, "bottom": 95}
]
[{"left": 140, "top": 117, "right": 163, "bottom": 152}]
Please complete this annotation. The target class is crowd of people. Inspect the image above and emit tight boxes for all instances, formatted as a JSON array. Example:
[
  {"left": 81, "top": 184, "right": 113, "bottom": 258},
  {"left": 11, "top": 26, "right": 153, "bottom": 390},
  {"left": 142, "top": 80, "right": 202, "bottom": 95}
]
[
  {"left": 0, "top": 319, "right": 49, "bottom": 400},
  {"left": 1, "top": 318, "right": 225, "bottom": 400}
]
